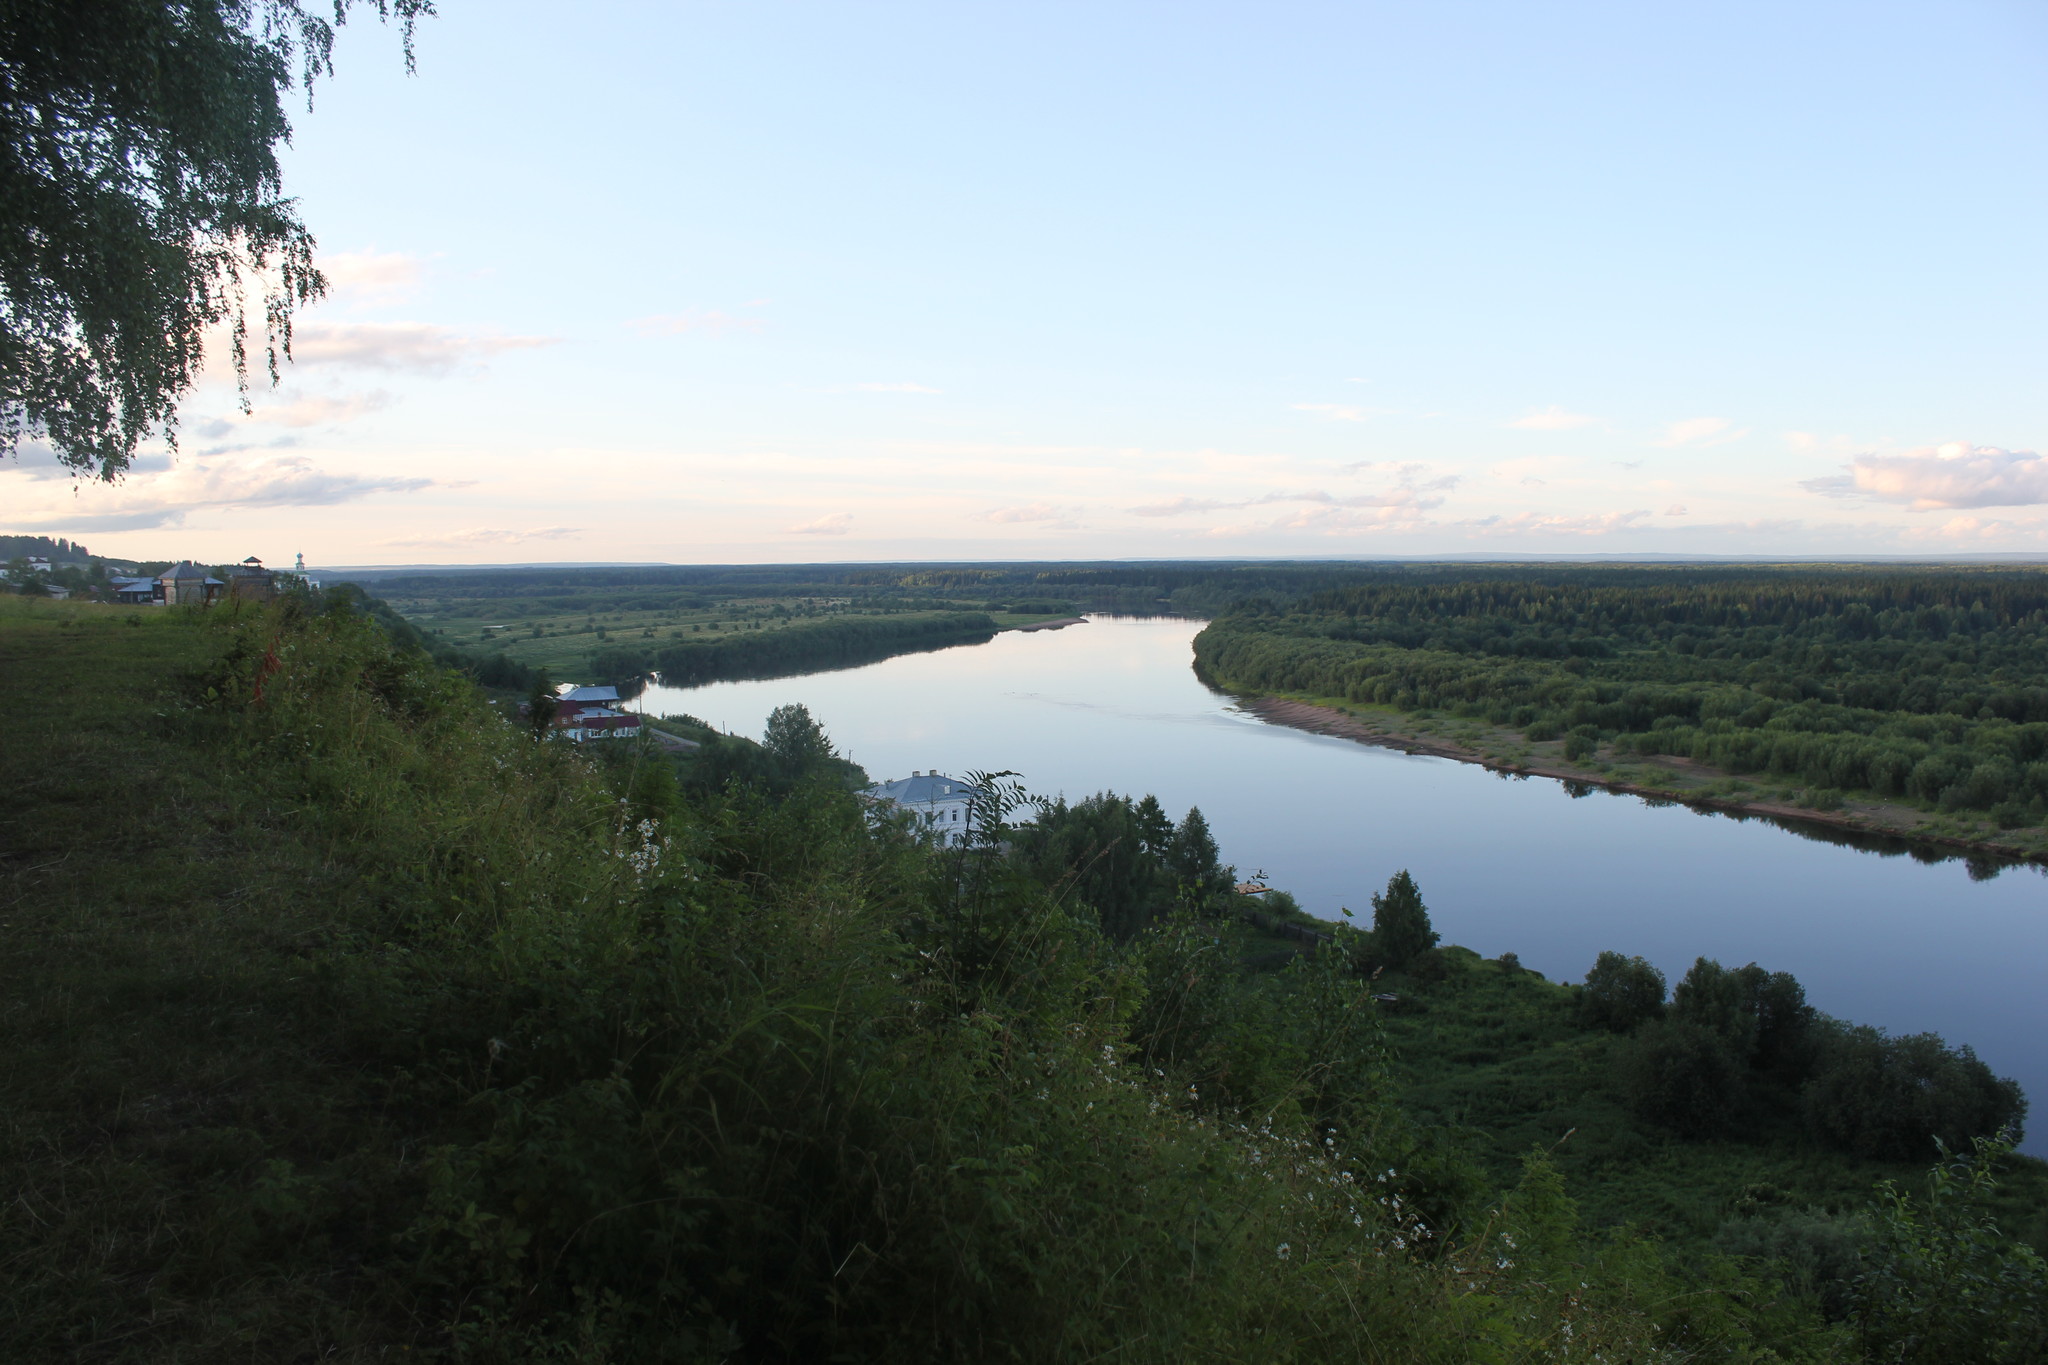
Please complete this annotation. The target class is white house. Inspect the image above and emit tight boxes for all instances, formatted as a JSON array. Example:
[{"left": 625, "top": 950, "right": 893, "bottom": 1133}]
[
  {"left": 861, "top": 771, "right": 984, "bottom": 846},
  {"left": 549, "top": 684, "right": 645, "bottom": 743}
]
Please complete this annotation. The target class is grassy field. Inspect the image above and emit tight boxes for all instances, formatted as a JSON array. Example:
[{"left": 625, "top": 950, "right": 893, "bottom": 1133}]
[
  {"left": 370, "top": 580, "right": 1073, "bottom": 681},
  {"left": 0, "top": 596, "right": 397, "bottom": 1351}
]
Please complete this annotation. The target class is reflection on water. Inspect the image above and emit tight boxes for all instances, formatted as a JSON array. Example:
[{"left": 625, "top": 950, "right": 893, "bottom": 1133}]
[{"left": 632, "top": 614, "right": 2048, "bottom": 1155}]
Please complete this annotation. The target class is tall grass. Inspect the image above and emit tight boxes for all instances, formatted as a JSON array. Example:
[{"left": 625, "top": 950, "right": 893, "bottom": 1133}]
[{"left": 3, "top": 595, "right": 2012, "bottom": 1360}]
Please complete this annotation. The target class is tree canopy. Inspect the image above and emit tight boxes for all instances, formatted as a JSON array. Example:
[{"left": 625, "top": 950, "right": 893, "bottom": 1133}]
[
  {"left": 1369, "top": 868, "right": 1437, "bottom": 969},
  {"left": 0, "top": 0, "right": 427, "bottom": 479},
  {"left": 1579, "top": 950, "right": 1667, "bottom": 1032}
]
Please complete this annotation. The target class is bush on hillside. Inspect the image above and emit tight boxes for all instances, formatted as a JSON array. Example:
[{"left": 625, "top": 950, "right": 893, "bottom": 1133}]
[
  {"left": 1852, "top": 1132, "right": 2048, "bottom": 1363},
  {"left": 1804, "top": 1025, "right": 2026, "bottom": 1162},
  {"left": 1620, "top": 1019, "right": 1745, "bottom": 1137},
  {"left": 1578, "top": 951, "right": 1666, "bottom": 1032}
]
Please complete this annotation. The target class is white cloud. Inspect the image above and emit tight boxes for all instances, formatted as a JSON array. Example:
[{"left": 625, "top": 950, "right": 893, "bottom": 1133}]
[
  {"left": 1508, "top": 405, "right": 1600, "bottom": 431},
  {"left": 1655, "top": 416, "right": 1747, "bottom": 447},
  {"left": 243, "top": 391, "right": 395, "bottom": 428},
  {"left": 1665, "top": 504, "right": 1689, "bottom": 517},
  {"left": 1783, "top": 431, "right": 1863, "bottom": 455},
  {"left": 4, "top": 439, "right": 84, "bottom": 481},
  {"left": 785, "top": 511, "right": 853, "bottom": 535},
  {"left": 1128, "top": 496, "right": 1239, "bottom": 517},
  {"left": 1262, "top": 504, "right": 1436, "bottom": 535},
  {"left": 976, "top": 503, "right": 1071, "bottom": 524},
  {"left": 1802, "top": 442, "right": 2048, "bottom": 509},
  {"left": 320, "top": 250, "right": 424, "bottom": 306},
  {"left": 1464, "top": 509, "right": 1654, "bottom": 537},
  {"left": 1899, "top": 515, "right": 2048, "bottom": 544},
  {"left": 289, "top": 323, "right": 557, "bottom": 375},
  {"left": 628, "top": 309, "right": 766, "bottom": 337},
  {"left": 1, "top": 454, "right": 435, "bottom": 533},
  {"left": 386, "top": 526, "right": 582, "bottom": 548},
  {"left": 843, "top": 382, "right": 940, "bottom": 394},
  {"left": 1127, "top": 475, "right": 1459, "bottom": 519},
  {"left": 1291, "top": 403, "right": 1385, "bottom": 422}
]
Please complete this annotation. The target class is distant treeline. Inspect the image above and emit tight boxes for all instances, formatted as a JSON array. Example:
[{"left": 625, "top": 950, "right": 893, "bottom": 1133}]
[
  {"left": 595, "top": 611, "right": 998, "bottom": 685},
  {"left": 1, "top": 535, "right": 92, "bottom": 561},
  {"left": 344, "top": 560, "right": 1491, "bottom": 615},
  {"left": 1195, "top": 568, "right": 2048, "bottom": 824}
]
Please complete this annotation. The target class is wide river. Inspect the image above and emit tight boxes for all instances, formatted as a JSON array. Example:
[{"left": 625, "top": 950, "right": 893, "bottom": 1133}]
[{"left": 635, "top": 614, "right": 2048, "bottom": 1153}]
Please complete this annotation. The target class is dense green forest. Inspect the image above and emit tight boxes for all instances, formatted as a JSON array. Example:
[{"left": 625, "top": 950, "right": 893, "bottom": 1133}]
[
  {"left": 4, "top": 591, "right": 2043, "bottom": 1361},
  {"left": 612, "top": 610, "right": 998, "bottom": 684},
  {"left": 0, "top": 534, "right": 92, "bottom": 561},
  {"left": 1196, "top": 567, "right": 2048, "bottom": 827},
  {"left": 361, "top": 565, "right": 1069, "bottom": 684}
]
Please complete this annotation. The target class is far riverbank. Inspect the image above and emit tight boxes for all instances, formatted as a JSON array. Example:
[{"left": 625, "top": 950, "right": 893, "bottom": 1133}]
[{"left": 1234, "top": 691, "right": 2048, "bottom": 868}]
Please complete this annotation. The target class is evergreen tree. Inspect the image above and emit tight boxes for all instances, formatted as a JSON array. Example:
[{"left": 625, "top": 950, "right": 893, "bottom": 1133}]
[
  {"left": 1165, "top": 806, "right": 1223, "bottom": 896},
  {"left": 1131, "top": 794, "right": 1173, "bottom": 855},
  {"left": 1369, "top": 869, "right": 1438, "bottom": 969}
]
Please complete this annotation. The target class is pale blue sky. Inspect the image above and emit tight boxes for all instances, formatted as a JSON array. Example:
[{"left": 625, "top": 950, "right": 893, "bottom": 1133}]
[{"left": 12, "top": 1, "right": 2046, "bottom": 562}]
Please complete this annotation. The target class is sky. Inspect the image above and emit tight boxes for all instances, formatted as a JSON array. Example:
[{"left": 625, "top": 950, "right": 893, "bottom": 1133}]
[{"left": 8, "top": 0, "right": 2047, "bottom": 565}]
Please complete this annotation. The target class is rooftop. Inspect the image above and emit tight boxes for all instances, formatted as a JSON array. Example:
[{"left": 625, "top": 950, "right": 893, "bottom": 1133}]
[{"left": 863, "top": 772, "right": 982, "bottom": 805}]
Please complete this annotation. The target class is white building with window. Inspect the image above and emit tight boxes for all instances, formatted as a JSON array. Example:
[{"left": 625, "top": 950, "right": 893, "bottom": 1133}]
[
  {"left": 861, "top": 771, "right": 983, "bottom": 846},
  {"left": 548, "top": 684, "right": 645, "bottom": 743}
]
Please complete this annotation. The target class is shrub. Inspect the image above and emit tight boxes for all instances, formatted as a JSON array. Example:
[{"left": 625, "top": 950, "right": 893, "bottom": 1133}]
[
  {"left": 1804, "top": 1026, "right": 2026, "bottom": 1162},
  {"left": 1579, "top": 951, "right": 1666, "bottom": 1032},
  {"left": 1713, "top": 1208, "right": 1869, "bottom": 1321},
  {"left": 1620, "top": 1020, "right": 1744, "bottom": 1137},
  {"left": 1852, "top": 1132, "right": 2048, "bottom": 1363}
]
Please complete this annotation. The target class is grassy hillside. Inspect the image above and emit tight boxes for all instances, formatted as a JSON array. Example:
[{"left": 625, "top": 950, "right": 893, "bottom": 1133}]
[
  {"left": 3, "top": 594, "right": 2042, "bottom": 1361},
  {"left": 1358, "top": 947, "right": 2047, "bottom": 1251}
]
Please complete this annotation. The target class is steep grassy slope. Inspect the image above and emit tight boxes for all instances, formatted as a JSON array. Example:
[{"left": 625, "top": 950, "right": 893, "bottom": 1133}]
[{"left": 3, "top": 595, "right": 2039, "bottom": 1362}]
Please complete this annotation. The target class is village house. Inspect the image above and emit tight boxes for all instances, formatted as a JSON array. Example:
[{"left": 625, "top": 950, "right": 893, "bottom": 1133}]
[
  {"left": 226, "top": 556, "right": 279, "bottom": 603},
  {"left": 158, "top": 562, "right": 225, "bottom": 606},
  {"left": 860, "top": 771, "right": 984, "bottom": 846},
  {"left": 549, "top": 684, "right": 646, "bottom": 743},
  {"left": 111, "top": 576, "right": 159, "bottom": 604}
]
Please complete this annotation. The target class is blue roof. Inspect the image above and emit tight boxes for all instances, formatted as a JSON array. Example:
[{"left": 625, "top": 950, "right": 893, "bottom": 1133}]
[{"left": 863, "top": 773, "right": 982, "bottom": 804}]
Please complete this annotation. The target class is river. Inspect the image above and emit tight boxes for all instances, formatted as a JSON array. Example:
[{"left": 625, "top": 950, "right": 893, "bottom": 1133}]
[{"left": 633, "top": 613, "right": 2048, "bottom": 1153}]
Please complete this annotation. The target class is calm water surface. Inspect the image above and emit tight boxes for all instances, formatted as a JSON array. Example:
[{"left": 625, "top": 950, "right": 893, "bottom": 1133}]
[{"left": 635, "top": 615, "right": 2048, "bottom": 1153}]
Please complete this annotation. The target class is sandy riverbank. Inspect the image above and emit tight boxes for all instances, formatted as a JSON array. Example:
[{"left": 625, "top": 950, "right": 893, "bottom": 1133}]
[{"left": 1238, "top": 693, "right": 2048, "bottom": 867}]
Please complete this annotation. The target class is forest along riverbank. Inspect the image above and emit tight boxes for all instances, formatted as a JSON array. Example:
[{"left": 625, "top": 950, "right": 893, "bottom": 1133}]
[
  {"left": 628, "top": 610, "right": 2048, "bottom": 1156},
  {"left": 1192, "top": 569, "right": 2048, "bottom": 867},
  {"left": 1236, "top": 692, "right": 2048, "bottom": 866}
]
